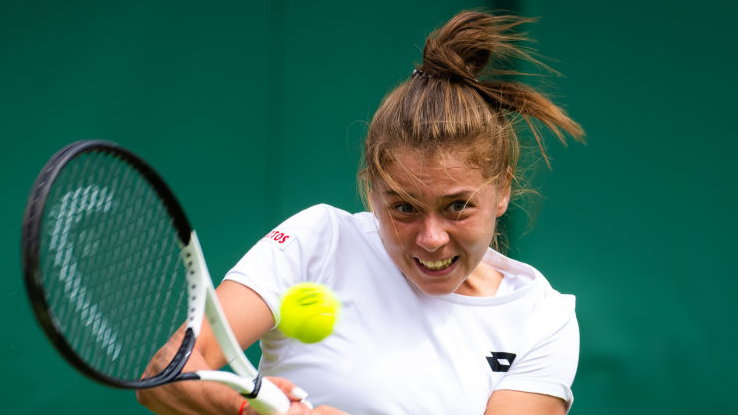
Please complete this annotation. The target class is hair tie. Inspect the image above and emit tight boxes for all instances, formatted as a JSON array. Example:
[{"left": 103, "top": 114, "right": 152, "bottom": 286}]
[
  {"left": 411, "top": 68, "right": 430, "bottom": 79},
  {"left": 412, "top": 67, "right": 478, "bottom": 83}
]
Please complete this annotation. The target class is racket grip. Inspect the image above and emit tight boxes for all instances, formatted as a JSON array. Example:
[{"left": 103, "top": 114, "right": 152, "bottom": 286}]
[
  {"left": 195, "top": 371, "right": 291, "bottom": 414},
  {"left": 248, "top": 378, "right": 292, "bottom": 415}
]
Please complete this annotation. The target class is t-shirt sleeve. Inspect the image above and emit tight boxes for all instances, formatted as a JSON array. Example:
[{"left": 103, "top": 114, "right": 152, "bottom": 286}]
[
  {"left": 496, "top": 294, "right": 580, "bottom": 407},
  {"left": 223, "top": 204, "right": 339, "bottom": 328}
]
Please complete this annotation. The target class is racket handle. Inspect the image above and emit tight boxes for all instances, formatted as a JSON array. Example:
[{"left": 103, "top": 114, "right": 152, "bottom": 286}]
[
  {"left": 195, "top": 371, "right": 291, "bottom": 414},
  {"left": 249, "top": 378, "right": 292, "bottom": 415}
]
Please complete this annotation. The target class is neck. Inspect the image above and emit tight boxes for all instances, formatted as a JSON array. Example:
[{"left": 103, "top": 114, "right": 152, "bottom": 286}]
[{"left": 454, "top": 261, "right": 503, "bottom": 297}]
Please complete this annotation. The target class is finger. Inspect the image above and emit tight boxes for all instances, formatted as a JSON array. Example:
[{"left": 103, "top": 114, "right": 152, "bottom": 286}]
[
  {"left": 312, "top": 405, "right": 351, "bottom": 415},
  {"left": 290, "top": 386, "right": 309, "bottom": 401},
  {"left": 265, "top": 377, "right": 310, "bottom": 402},
  {"left": 285, "top": 401, "right": 314, "bottom": 415}
]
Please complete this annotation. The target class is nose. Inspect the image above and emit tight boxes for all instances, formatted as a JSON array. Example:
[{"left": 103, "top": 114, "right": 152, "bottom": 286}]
[{"left": 416, "top": 214, "right": 449, "bottom": 252}]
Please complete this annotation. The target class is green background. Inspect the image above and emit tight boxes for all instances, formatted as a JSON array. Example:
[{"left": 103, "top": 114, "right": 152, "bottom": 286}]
[{"left": 1, "top": 0, "right": 736, "bottom": 414}]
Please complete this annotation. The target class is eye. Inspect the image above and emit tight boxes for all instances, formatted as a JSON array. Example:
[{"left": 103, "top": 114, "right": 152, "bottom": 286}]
[
  {"left": 392, "top": 202, "right": 417, "bottom": 214},
  {"left": 448, "top": 200, "right": 468, "bottom": 212}
]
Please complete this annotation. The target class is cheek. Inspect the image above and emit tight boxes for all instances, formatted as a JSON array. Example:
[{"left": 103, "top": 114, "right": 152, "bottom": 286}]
[
  {"left": 459, "top": 218, "right": 496, "bottom": 250},
  {"left": 378, "top": 217, "right": 411, "bottom": 251},
  {"left": 373, "top": 208, "right": 404, "bottom": 246}
]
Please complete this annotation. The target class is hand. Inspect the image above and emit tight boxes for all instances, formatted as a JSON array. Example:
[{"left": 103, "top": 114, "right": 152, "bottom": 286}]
[
  {"left": 285, "top": 404, "right": 350, "bottom": 415},
  {"left": 245, "top": 377, "right": 351, "bottom": 415},
  {"left": 302, "top": 406, "right": 351, "bottom": 415}
]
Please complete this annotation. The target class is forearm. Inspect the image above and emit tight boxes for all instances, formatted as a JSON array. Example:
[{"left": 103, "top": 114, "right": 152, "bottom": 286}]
[
  {"left": 137, "top": 366, "right": 349, "bottom": 415},
  {"left": 137, "top": 282, "right": 286, "bottom": 415},
  {"left": 136, "top": 342, "right": 245, "bottom": 415},
  {"left": 137, "top": 378, "right": 244, "bottom": 415},
  {"left": 136, "top": 282, "right": 348, "bottom": 415}
]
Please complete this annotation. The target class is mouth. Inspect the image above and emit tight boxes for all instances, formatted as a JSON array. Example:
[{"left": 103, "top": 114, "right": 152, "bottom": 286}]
[{"left": 415, "top": 256, "right": 459, "bottom": 272}]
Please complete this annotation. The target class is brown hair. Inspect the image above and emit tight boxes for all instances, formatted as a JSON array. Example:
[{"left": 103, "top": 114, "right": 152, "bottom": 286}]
[{"left": 359, "top": 11, "right": 584, "bottom": 246}]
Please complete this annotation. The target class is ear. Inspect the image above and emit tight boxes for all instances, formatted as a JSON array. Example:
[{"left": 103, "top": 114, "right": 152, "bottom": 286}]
[
  {"left": 496, "top": 183, "right": 511, "bottom": 218},
  {"left": 495, "top": 167, "right": 514, "bottom": 217}
]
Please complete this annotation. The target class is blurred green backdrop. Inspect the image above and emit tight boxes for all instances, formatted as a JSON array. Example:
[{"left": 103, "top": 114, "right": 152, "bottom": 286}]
[{"left": 1, "top": 0, "right": 736, "bottom": 414}]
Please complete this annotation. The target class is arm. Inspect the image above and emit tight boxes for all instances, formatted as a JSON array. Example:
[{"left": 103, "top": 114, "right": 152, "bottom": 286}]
[
  {"left": 485, "top": 390, "right": 567, "bottom": 415},
  {"left": 136, "top": 280, "right": 349, "bottom": 415}
]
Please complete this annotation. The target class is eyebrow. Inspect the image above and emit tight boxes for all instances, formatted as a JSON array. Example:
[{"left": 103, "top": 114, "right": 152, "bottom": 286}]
[
  {"left": 382, "top": 190, "right": 475, "bottom": 201},
  {"left": 440, "top": 191, "right": 476, "bottom": 202}
]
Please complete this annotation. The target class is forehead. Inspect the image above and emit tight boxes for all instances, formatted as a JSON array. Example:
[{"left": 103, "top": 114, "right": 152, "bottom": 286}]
[{"left": 379, "top": 147, "right": 488, "bottom": 193}]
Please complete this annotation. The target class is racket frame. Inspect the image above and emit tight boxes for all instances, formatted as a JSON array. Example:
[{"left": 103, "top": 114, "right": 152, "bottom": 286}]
[
  {"left": 21, "top": 140, "right": 290, "bottom": 414},
  {"left": 22, "top": 140, "right": 192, "bottom": 389}
]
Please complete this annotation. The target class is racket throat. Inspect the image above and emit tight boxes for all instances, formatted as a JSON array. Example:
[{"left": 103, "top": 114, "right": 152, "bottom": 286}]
[
  {"left": 193, "top": 369, "right": 263, "bottom": 397},
  {"left": 138, "top": 328, "right": 198, "bottom": 389},
  {"left": 244, "top": 372, "right": 263, "bottom": 399}
]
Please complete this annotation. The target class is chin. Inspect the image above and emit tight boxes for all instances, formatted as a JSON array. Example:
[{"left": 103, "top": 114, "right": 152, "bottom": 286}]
[
  {"left": 419, "top": 285, "right": 456, "bottom": 296},
  {"left": 405, "top": 274, "right": 461, "bottom": 296}
]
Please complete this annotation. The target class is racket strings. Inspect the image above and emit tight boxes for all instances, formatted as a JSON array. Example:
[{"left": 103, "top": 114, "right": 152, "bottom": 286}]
[{"left": 39, "top": 151, "right": 188, "bottom": 382}]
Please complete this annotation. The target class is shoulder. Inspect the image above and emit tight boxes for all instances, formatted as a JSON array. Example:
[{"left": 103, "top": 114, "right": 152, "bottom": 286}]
[
  {"left": 260, "top": 204, "right": 380, "bottom": 262},
  {"left": 274, "top": 204, "right": 370, "bottom": 231},
  {"left": 262, "top": 204, "right": 346, "bottom": 248},
  {"left": 487, "top": 249, "right": 577, "bottom": 335},
  {"left": 276, "top": 203, "right": 377, "bottom": 237},
  {"left": 277, "top": 203, "right": 342, "bottom": 229}
]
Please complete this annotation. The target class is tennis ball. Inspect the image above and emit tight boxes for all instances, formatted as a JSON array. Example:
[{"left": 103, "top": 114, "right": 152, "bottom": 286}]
[{"left": 278, "top": 283, "right": 340, "bottom": 343}]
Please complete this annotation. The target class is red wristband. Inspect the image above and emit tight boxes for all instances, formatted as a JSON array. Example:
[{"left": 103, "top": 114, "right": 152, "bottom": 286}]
[{"left": 238, "top": 400, "right": 248, "bottom": 415}]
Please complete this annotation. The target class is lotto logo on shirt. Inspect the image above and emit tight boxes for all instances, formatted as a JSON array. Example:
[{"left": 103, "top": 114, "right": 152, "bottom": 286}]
[
  {"left": 486, "top": 352, "right": 516, "bottom": 372},
  {"left": 264, "top": 229, "right": 295, "bottom": 250}
]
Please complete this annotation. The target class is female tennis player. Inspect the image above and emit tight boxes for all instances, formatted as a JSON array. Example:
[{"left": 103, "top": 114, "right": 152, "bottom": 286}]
[{"left": 138, "top": 10, "right": 584, "bottom": 415}]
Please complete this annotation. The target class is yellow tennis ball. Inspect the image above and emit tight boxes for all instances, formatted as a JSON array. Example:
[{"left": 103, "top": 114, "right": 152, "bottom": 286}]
[{"left": 278, "top": 283, "right": 340, "bottom": 344}]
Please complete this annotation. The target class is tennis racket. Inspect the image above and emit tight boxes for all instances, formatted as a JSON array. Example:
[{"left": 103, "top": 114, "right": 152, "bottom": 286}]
[{"left": 21, "top": 140, "right": 291, "bottom": 414}]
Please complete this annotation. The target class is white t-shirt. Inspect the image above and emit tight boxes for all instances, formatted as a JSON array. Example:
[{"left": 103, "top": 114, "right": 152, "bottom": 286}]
[{"left": 225, "top": 204, "right": 579, "bottom": 415}]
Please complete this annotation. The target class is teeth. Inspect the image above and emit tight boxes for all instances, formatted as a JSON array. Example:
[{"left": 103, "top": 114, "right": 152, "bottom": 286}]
[{"left": 418, "top": 257, "right": 454, "bottom": 270}]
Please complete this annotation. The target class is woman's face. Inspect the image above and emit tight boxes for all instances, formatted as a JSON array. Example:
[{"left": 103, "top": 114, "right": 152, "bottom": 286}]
[{"left": 370, "top": 147, "right": 510, "bottom": 296}]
